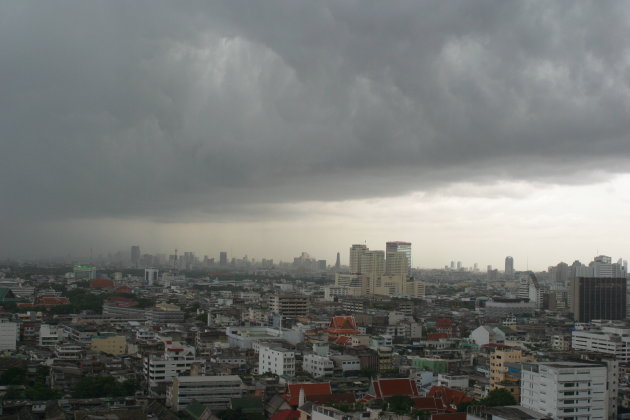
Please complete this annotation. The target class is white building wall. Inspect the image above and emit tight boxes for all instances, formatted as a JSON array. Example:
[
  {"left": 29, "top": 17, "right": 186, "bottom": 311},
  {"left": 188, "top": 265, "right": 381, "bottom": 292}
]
[
  {"left": 521, "top": 362, "right": 607, "bottom": 419},
  {"left": 0, "top": 320, "right": 17, "bottom": 351}
]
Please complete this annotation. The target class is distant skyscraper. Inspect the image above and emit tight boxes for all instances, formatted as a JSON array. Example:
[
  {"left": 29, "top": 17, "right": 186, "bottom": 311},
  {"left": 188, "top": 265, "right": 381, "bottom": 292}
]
[
  {"left": 505, "top": 256, "right": 514, "bottom": 276},
  {"left": 350, "top": 244, "right": 368, "bottom": 274},
  {"left": 386, "top": 241, "right": 412, "bottom": 269},
  {"left": 360, "top": 250, "right": 385, "bottom": 295},
  {"left": 385, "top": 251, "right": 408, "bottom": 276},
  {"left": 335, "top": 252, "right": 341, "bottom": 270},
  {"left": 385, "top": 241, "right": 411, "bottom": 270},
  {"left": 131, "top": 245, "right": 140, "bottom": 268},
  {"left": 219, "top": 251, "right": 228, "bottom": 266}
]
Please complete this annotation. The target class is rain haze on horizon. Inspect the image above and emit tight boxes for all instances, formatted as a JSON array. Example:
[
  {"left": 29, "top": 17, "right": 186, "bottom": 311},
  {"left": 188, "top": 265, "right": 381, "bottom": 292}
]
[{"left": 2, "top": 1, "right": 630, "bottom": 270}]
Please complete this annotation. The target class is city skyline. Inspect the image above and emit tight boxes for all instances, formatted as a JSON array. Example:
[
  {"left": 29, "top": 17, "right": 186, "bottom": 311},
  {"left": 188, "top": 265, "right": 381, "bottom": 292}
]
[{"left": 3, "top": 3, "right": 630, "bottom": 269}]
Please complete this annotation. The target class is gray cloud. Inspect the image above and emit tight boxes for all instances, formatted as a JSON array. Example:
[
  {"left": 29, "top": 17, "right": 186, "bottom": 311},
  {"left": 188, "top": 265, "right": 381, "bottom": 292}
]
[{"left": 2, "top": 0, "right": 630, "bottom": 228}]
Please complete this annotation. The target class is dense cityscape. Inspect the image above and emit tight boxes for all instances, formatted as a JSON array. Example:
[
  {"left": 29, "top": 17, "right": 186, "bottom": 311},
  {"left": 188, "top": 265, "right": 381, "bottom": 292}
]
[
  {"left": 5, "top": 1, "right": 630, "bottom": 419},
  {"left": 0, "top": 243, "right": 626, "bottom": 419}
]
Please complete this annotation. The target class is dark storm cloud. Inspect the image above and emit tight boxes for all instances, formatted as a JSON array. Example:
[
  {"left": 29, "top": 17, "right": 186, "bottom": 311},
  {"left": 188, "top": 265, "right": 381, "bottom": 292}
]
[{"left": 2, "top": 1, "right": 630, "bottom": 224}]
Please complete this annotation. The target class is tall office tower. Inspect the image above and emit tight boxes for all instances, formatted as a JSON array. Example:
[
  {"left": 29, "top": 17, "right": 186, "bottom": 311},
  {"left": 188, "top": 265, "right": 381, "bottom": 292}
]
[
  {"left": 335, "top": 252, "right": 341, "bottom": 270},
  {"left": 386, "top": 241, "right": 412, "bottom": 269},
  {"left": 131, "top": 245, "right": 140, "bottom": 268},
  {"left": 450, "top": 261, "right": 455, "bottom": 270},
  {"left": 385, "top": 251, "right": 409, "bottom": 276},
  {"left": 456, "top": 261, "right": 462, "bottom": 270},
  {"left": 349, "top": 244, "right": 368, "bottom": 274},
  {"left": 548, "top": 262, "right": 570, "bottom": 289},
  {"left": 219, "top": 251, "right": 228, "bottom": 266},
  {"left": 360, "top": 250, "right": 385, "bottom": 295},
  {"left": 590, "top": 255, "right": 627, "bottom": 277},
  {"left": 570, "top": 277, "right": 626, "bottom": 322},
  {"left": 505, "top": 256, "right": 514, "bottom": 276}
]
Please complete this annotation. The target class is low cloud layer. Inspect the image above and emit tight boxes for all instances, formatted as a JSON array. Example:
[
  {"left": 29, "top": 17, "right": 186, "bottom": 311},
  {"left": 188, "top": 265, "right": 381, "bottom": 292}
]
[{"left": 2, "top": 1, "right": 630, "bottom": 258}]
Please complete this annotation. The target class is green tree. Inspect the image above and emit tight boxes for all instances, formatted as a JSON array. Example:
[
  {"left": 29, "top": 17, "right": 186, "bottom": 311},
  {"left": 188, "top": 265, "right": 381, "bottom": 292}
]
[
  {"left": 385, "top": 395, "right": 414, "bottom": 414},
  {"left": 0, "top": 367, "right": 27, "bottom": 385},
  {"left": 478, "top": 388, "right": 517, "bottom": 407},
  {"left": 73, "top": 376, "right": 137, "bottom": 398}
]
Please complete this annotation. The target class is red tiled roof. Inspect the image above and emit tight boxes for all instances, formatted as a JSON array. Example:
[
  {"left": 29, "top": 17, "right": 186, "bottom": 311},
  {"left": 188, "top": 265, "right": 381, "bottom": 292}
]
[
  {"left": 427, "top": 332, "right": 449, "bottom": 341},
  {"left": 427, "top": 386, "right": 474, "bottom": 408},
  {"left": 285, "top": 383, "right": 332, "bottom": 406},
  {"left": 90, "top": 279, "right": 114, "bottom": 289},
  {"left": 37, "top": 296, "right": 70, "bottom": 305},
  {"left": 115, "top": 285, "right": 133, "bottom": 293},
  {"left": 335, "top": 335, "right": 353, "bottom": 346},
  {"left": 270, "top": 410, "right": 300, "bottom": 420},
  {"left": 412, "top": 397, "right": 446, "bottom": 413},
  {"left": 373, "top": 378, "right": 420, "bottom": 399},
  {"left": 307, "top": 393, "right": 355, "bottom": 405},
  {"left": 327, "top": 316, "right": 359, "bottom": 334},
  {"left": 432, "top": 414, "right": 467, "bottom": 420},
  {"left": 435, "top": 318, "right": 452, "bottom": 328}
]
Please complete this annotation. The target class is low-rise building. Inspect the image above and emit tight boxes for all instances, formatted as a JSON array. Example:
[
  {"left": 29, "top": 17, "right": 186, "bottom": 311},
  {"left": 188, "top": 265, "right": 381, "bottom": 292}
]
[
  {"left": 303, "top": 353, "right": 334, "bottom": 377},
  {"left": 168, "top": 375, "right": 243, "bottom": 411},
  {"left": 91, "top": 334, "right": 127, "bottom": 356}
]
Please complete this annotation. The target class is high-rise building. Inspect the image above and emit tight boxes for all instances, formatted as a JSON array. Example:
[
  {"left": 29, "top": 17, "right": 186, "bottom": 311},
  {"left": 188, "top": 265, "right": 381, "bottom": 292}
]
[
  {"left": 385, "top": 251, "right": 408, "bottom": 276},
  {"left": 505, "top": 256, "right": 514, "bottom": 276},
  {"left": 219, "top": 251, "right": 228, "bottom": 266},
  {"left": 570, "top": 277, "right": 626, "bottom": 322},
  {"left": 548, "top": 262, "right": 570, "bottom": 289},
  {"left": 131, "top": 245, "right": 140, "bottom": 268},
  {"left": 335, "top": 252, "right": 341, "bottom": 270},
  {"left": 386, "top": 241, "right": 411, "bottom": 269},
  {"left": 349, "top": 244, "right": 368, "bottom": 274},
  {"left": 360, "top": 250, "right": 385, "bottom": 295}
]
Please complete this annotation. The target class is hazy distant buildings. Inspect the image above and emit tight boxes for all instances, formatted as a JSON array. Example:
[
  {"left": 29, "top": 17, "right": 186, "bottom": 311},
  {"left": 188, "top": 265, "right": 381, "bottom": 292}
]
[
  {"left": 505, "top": 256, "right": 514, "bottom": 276},
  {"left": 219, "top": 251, "right": 228, "bottom": 266},
  {"left": 335, "top": 252, "right": 341, "bottom": 270},
  {"left": 343, "top": 242, "right": 423, "bottom": 298},
  {"left": 73, "top": 265, "right": 96, "bottom": 281},
  {"left": 131, "top": 245, "right": 140, "bottom": 268}
]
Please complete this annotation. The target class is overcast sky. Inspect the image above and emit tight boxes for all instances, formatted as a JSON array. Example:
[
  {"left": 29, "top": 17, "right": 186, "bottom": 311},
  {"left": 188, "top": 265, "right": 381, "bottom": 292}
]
[{"left": 2, "top": 1, "right": 630, "bottom": 270}]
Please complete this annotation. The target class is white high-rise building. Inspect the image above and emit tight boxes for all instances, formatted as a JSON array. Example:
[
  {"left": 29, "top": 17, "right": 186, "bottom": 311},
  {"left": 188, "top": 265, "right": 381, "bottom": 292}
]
[
  {"left": 521, "top": 362, "right": 609, "bottom": 419},
  {"left": 258, "top": 344, "right": 295, "bottom": 377}
]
